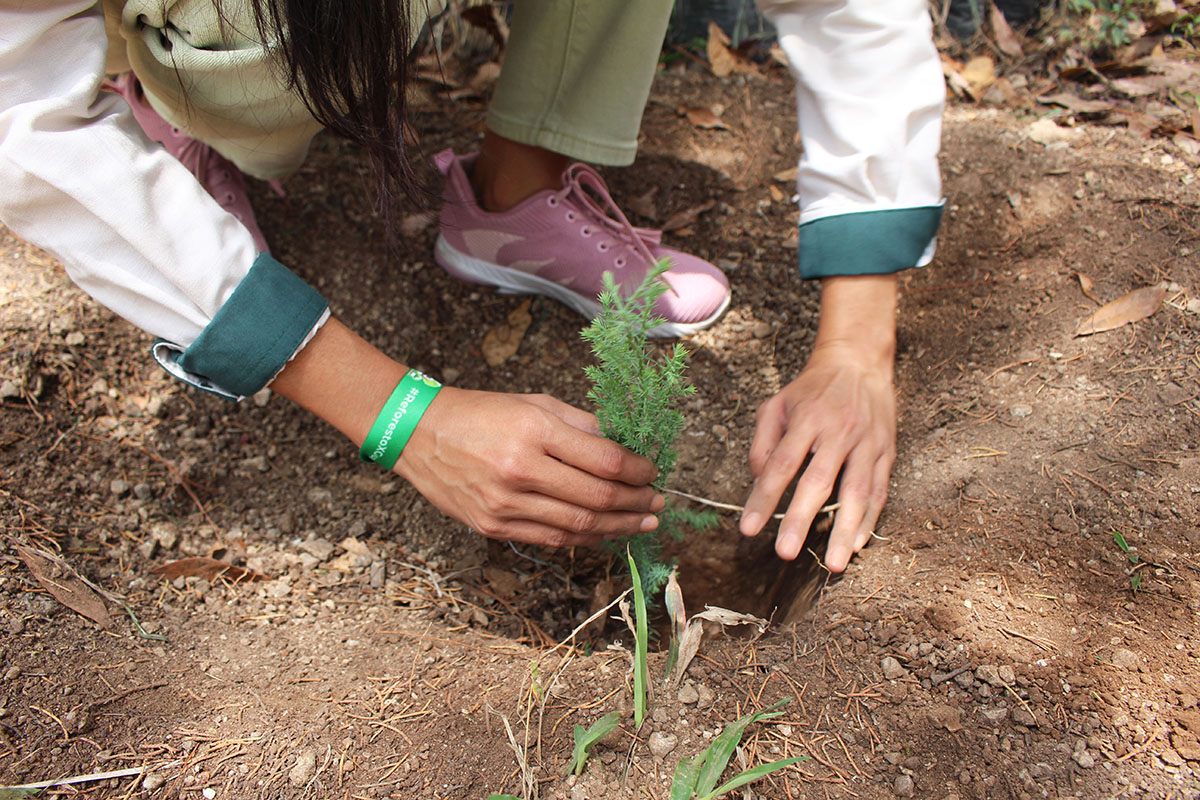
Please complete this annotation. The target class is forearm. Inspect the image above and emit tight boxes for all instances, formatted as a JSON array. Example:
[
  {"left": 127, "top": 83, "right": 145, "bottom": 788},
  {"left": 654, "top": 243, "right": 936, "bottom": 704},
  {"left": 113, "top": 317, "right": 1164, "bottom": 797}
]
[
  {"left": 269, "top": 316, "right": 408, "bottom": 447},
  {"left": 813, "top": 274, "right": 898, "bottom": 375}
]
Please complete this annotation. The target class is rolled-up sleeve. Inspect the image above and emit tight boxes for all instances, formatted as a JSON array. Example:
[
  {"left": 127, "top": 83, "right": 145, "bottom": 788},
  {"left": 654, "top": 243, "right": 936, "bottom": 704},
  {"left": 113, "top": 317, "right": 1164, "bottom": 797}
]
[
  {"left": 758, "top": 0, "right": 945, "bottom": 278},
  {"left": 0, "top": 0, "right": 327, "bottom": 399}
]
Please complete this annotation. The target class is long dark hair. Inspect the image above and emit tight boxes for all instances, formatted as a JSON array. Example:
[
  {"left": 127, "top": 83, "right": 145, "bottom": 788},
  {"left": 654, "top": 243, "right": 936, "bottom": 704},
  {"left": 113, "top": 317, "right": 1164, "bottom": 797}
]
[{"left": 249, "top": 0, "right": 422, "bottom": 221}]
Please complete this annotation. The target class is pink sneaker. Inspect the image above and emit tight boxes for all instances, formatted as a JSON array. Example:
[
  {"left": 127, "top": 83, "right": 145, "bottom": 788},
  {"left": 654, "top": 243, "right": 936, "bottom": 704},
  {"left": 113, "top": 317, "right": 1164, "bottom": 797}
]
[
  {"left": 434, "top": 149, "right": 730, "bottom": 337},
  {"left": 106, "top": 74, "right": 270, "bottom": 253}
]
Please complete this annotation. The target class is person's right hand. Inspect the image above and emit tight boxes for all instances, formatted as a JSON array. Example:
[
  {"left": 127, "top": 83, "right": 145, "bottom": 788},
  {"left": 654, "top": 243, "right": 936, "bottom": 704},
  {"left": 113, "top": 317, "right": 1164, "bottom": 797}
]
[{"left": 394, "top": 387, "right": 664, "bottom": 547}]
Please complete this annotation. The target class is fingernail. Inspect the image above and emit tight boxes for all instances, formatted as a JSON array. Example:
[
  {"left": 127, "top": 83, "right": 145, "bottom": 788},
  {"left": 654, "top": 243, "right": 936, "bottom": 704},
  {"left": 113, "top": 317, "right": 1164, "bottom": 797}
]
[
  {"left": 640, "top": 515, "right": 659, "bottom": 532},
  {"left": 776, "top": 532, "right": 799, "bottom": 560},
  {"left": 651, "top": 494, "right": 666, "bottom": 512},
  {"left": 740, "top": 512, "right": 762, "bottom": 536}
]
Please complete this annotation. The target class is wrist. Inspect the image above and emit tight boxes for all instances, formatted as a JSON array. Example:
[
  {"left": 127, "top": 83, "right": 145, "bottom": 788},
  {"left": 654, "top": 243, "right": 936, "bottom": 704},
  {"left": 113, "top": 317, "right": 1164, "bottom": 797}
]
[
  {"left": 813, "top": 274, "right": 897, "bottom": 372},
  {"left": 268, "top": 316, "right": 409, "bottom": 447}
]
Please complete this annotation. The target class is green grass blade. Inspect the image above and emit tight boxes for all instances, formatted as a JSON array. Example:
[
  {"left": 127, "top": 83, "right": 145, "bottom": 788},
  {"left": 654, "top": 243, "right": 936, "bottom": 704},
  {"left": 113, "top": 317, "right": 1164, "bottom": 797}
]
[
  {"left": 1112, "top": 529, "right": 1130, "bottom": 552},
  {"left": 484, "top": 795, "right": 525, "bottom": 800},
  {"left": 568, "top": 711, "right": 623, "bottom": 776},
  {"left": 697, "top": 756, "right": 806, "bottom": 800},
  {"left": 694, "top": 698, "right": 791, "bottom": 796},
  {"left": 628, "top": 549, "right": 649, "bottom": 728},
  {"left": 669, "top": 750, "right": 708, "bottom": 800}
]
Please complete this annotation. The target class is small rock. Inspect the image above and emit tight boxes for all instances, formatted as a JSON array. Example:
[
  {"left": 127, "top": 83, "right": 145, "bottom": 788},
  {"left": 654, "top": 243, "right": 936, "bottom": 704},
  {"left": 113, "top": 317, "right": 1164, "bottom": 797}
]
[
  {"left": 442, "top": 367, "right": 461, "bottom": 384},
  {"left": 110, "top": 479, "right": 130, "bottom": 497},
  {"left": 306, "top": 487, "right": 333, "bottom": 505},
  {"left": 894, "top": 773, "right": 915, "bottom": 797},
  {"left": 289, "top": 750, "right": 317, "bottom": 786},
  {"left": 752, "top": 321, "right": 772, "bottom": 339},
  {"left": 202, "top": 788, "right": 216, "bottom": 799},
  {"left": 4, "top": 665, "right": 19, "bottom": 682},
  {"left": 929, "top": 704, "right": 963, "bottom": 733},
  {"left": 695, "top": 684, "right": 715, "bottom": 709},
  {"left": 954, "top": 670, "right": 975, "bottom": 689},
  {"left": 300, "top": 538, "right": 336, "bottom": 562},
  {"left": 962, "top": 481, "right": 987, "bottom": 501},
  {"left": 142, "top": 774, "right": 165, "bottom": 791},
  {"left": 1112, "top": 648, "right": 1138, "bottom": 669},
  {"left": 252, "top": 388, "right": 271, "bottom": 407},
  {"left": 677, "top": 684, "right": 700, "bottom": 704},
  {"left": 648, "top": 731, "right": 678, "bottom": 758},
  {"left": 241, "top": 455, "right": 269, "bottom": 473},
  {"left": 1029, "top": 762, "right": 1053, "bottom": 780},
  {"left": 998, "top": 665, "right": 1015, "bottom": 684},
  {"left": 1050, "top": 513, "right": 1078, "bottom": 534},
  {"left": 881, "top": 656, "right": 906, "bottom": 681},
  {"left": 884, "top": 751, "right": 902, "bottom": 765},
  {"left": 151, "top": 522, "right": 179, "bottom": 550},
  {"left": 133, "top": 483, "right": 153, "bottom": 501},
  {"left": 1009, "top": 403, "right": 1033, "bottom": 419},
  {"left": 0, "top": 380, "right": 21, "bottom": 400},
  {"left": 1073, "top": 750, "right": 1096, "bottom": 769},
  {"left": 138, "top": 539, "right": 158, "bottom": 560},
  {"left": 976, "top": 665, "right": 1001, "bottom": 687},
  {"left": 65, "top": 331, "right": 86, "bottom": 346},
  {"left": 8, "top": 617, "right": 25, "bottom": 635},
  {"left": 1013, "top": 706, "right": 1037, "bottom": 727},
  {"left": 981, "top": 707, "right": 1009, "bottom": 725}
]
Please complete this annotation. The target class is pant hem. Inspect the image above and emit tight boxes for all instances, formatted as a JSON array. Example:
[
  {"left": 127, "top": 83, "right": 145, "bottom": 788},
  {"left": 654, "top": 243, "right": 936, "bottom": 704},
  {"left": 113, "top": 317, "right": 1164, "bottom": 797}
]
[{"left": 486, "top": 111, "right": 637, "bottom": 167}]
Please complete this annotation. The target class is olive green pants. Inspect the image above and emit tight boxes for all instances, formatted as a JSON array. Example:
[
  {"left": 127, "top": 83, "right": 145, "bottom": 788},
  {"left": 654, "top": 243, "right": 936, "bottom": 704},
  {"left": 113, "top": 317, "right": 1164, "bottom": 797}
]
[{"left": 104, "top": 0, "right": 674, "bottom": 179}]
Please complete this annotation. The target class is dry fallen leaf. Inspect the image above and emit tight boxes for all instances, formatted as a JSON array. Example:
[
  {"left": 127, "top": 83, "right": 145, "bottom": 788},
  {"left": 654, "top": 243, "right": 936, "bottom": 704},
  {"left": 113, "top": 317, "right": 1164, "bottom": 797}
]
[
  {"left": 706, "top": 22, "right": 756, "bottom": 78},
  {"left": 990, "top": 5, "right": 1024, "bottom": 58},
  {"left": 1075, "top": 285, "right": 1168, "bottom": 336},
  {"left": 962, "top": 56, "right": 996, "bottom": 91},
  {"left": 1074, "top": 271, "right": 1103, "bottom": 305},
  {"left": 767, "top": 43, "right": 790, "bottom": 69},
  {"left": 625, "top": 186, "right": 659, "bottom": 221},
  {"left": 773, "top": 166, "right": 799, "bottom": 183},
  {"left": 1037, "top": 93, "right": 1115, "bottom": 115},
  {"left": 682, "top": 104, "right": 729, "bottom": 130},
  {"left": 768, "top": 184, "right": 786, "bottom": 203},
  {"left": 18, "top": 546, "right": 110, "bottom": 629},
  {"left": 482, "top": 298, "right": 533, "bottom": 367},
  {"left": 662, "top": 199, "right": 716, "bottom": 232},
  {"left": 150, "top": 557, "right": 269, "bottom": 583}
]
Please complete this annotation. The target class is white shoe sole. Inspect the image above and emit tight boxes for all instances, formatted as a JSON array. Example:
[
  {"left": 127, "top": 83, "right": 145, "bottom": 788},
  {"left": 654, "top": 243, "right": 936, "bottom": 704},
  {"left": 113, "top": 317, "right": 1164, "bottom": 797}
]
[{"left": 434, "top": 234, "right": 730, "bottom": 338}]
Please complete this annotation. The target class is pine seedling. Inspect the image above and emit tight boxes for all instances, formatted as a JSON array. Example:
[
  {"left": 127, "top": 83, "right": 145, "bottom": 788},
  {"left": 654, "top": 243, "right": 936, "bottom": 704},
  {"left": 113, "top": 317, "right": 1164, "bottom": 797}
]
[{"left": 581, "top": 260, "right": 709, "bottom": 598}]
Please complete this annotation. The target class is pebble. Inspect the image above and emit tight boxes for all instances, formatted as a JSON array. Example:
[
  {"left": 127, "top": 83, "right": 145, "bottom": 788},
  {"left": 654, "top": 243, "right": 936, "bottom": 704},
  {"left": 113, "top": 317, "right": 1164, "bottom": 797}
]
[
  {"left": 1029, "top": 762, "right": 1053, "bottom": 780},
  {"left": 648, "top": 731, "right": 678, "bottom": 758},
  {"left": 0, "top": 380, "right": 20, "bottom": 400},
  {"left": 677, "top": 684, "right": 700, "bottom": 704},
  {"left": 752, "top": 321, "right": 772, "bottom": 339},
  {"left": 133, "top": 482, "right": 152, "bottom": 501},
  {"left": 252, "top": 388, "right": 271, "bottom": 407},
  {"left": 202, "top": 788, "right": 216, "bottom": 799},
  {"left": 982, "top": 707, "right": 1009, "bottom": 725},
  {"left": 306, "top": 487, "right": 333, "bottom": 505},
  {"left": 150, "top": 522, "right": 179, "bottom": 550},
  {"left": 1112, "top": 648, "right": 1139, "bottom": 669},
  {"left": 142, "top": 774, "right": 165, "bottom": 790},
  {"left": 695, "top": 684, "right": 715, "bottom": 710},
  {"left": 894, "top": 773, "right": 915, "bottom": 797},
  {"left": 1009, "top": 403, "right": 1033, "bottom": 419},
  {"left": 289, "top": 750, "right": 317, "bottom": 786},
  {"left": 1073, "top": 750, "right": 1096, "bottom": 769},
  {"left": 881, "top": 656, "right": 906, "bottom": 681},
  {"left": 300, "top": 538, "right": 336, "bottom": 562},
  {"left": 1013, "top": 707, "right": 1037, "bottom": 727},
  {"left": 110, "top": 478, "right": 130, "bottom": 497},
  {"left": 4, "top": 665, "right": 20, "bottom": 681},
  {"left": 998, "top": 665, "right": 1015, "bottom": 684},
  {"left": 976, "top": 665, "right": 1001, "bottom": 687}
]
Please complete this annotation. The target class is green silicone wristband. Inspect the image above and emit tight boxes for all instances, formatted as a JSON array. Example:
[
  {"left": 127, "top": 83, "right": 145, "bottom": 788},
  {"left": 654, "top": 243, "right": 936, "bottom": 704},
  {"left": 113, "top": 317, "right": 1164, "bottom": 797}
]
[{"left": 359, "top": 369, "right": 443, "bottom": 470}]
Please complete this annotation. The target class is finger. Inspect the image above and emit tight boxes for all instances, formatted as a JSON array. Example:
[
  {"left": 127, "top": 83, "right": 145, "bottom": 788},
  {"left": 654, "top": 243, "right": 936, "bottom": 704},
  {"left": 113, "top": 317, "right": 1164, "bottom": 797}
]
[
  {"left": 823, "top": 451, "right": 875, "bottom": 572},
  {"left": 522, "top": 394, "right": 601, "bottom": 435},
  {"left": 774, "top": 444, "right": 850, "bottom": 560},
  {"left": 477, "top": 519, "right": 630, "bottom": 549},
  {"left": 854, "top": 527, "right": 873, "bottom": 552},
  {"left": 854, "top": 455, "right": 893, "bottom": 549},
  {"left": 529, "top": 459, "right": 664, "bottom": 514},
  {"left": 511, "top": 493, "right": 660, "bottom": 537},
  {"left": 747, "top": 398, "right": 786, "bottom": 478},
  {"left": 544, "top": 423, "right": 657, "bottom": 486},
  {"left": 740, "top": 425, "right": 817, "bottom": 538}
]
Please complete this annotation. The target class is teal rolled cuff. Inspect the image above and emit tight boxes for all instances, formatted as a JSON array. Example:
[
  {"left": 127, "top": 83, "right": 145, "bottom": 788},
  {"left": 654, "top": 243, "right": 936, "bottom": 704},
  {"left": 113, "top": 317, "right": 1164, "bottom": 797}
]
[
  {"left": 173, "top": 253, "right": 328, "bottom": 399},
  {"left": 797, "top": 205, "right": 944, "bottom": 280}
]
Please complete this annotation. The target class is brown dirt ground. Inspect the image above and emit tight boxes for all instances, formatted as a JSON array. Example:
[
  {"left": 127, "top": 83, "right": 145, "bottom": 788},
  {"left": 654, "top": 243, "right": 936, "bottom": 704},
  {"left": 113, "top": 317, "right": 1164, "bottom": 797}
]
[{"left": 3, "top": 47, "right": 1200, "bottom": 800}]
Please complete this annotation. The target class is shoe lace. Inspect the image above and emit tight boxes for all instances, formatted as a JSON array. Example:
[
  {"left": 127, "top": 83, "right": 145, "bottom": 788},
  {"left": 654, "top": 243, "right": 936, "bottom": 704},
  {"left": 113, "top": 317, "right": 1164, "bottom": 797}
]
[{"left": 553, "top": 163, "right": 661, "bottom": 267}]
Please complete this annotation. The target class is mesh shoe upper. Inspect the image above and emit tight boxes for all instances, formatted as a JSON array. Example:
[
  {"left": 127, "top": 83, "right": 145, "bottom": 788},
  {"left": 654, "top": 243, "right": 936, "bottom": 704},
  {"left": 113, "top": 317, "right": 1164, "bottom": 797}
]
[{"left": 435, "top": 149, "right": 730, "bottom": 334}]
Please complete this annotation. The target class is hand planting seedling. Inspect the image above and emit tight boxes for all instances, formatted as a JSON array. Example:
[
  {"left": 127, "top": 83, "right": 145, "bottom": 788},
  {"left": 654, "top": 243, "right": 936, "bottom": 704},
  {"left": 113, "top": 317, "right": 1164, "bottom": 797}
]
[{"left": 581, "top": 260, "right": 717, "bottom": 598}]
